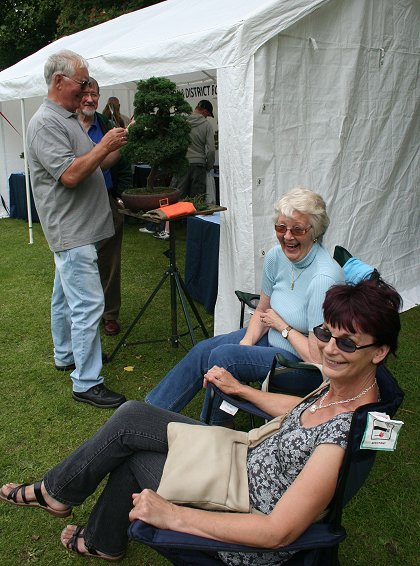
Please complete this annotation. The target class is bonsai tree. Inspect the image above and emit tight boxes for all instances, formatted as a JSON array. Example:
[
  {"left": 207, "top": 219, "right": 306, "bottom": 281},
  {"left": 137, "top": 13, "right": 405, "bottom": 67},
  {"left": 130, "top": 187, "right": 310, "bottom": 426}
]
[{"left": 123, "top": 76, "right": 192, "bottom": 190}]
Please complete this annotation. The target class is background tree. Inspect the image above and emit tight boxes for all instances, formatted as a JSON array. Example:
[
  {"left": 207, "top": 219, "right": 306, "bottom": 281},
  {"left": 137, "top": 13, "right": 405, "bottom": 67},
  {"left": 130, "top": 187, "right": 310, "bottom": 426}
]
[
  {"left": 0, "top": 1, "right": 163, "bottom": 70},
  {"left": 56, "top": 0, "right": 162, "bottom": 38},
  {"left": 0, "top": 1, "right": 60, "bottom": 70},
  {"left": 123, "top": 77, "right": 192, "bottom": 190}
]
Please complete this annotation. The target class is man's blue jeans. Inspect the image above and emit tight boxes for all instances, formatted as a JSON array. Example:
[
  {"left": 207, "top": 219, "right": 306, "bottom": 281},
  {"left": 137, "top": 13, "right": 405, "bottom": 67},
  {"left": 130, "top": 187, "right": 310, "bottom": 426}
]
[
  {"left": 51, "top": 244, "right": 104, "bottom": 392},
  {"left": 145, "top": 328, "right": 300, "bottom": 424}
]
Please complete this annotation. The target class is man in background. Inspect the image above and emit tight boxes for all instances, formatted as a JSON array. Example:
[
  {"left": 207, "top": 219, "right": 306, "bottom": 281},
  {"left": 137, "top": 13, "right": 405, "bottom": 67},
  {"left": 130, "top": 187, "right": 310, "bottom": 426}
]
[
  {"left": 78, "top": 78, "right": 132, "bottom": 336},
  {"left": 26, "top": 49, "right": 127, "bottom": 408},
  {"left": 176, "top": 99, "right": 215, "bottom": 198}
]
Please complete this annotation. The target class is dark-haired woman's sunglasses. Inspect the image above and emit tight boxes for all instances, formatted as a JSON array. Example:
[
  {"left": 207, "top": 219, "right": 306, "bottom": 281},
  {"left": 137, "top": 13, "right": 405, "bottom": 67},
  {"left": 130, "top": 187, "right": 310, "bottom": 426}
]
[{"left": 313, "top": 325, "right": 377, "bottom": 353}]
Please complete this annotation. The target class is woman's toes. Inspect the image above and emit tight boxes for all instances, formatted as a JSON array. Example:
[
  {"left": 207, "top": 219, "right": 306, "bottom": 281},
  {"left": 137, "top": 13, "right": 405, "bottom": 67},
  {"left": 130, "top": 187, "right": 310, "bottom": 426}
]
[
  {"left": 0, "top": 482, "right": 29, "bottom": 502},
  {"left": 61, "top": 525, "right": 88, "bottom": 554},
  {"left": 0, "top": 483, "right": 15, "bottom": 497}
]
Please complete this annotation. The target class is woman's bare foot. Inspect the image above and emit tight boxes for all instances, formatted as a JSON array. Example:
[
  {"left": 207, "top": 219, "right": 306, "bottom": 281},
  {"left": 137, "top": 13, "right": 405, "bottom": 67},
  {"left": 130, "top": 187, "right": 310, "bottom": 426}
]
[
  {"left": 0, "top": 481, "right": 71, "bottom": 517},
  {"left": 61, "top": 525, "right": 124, "bottom": 561}
]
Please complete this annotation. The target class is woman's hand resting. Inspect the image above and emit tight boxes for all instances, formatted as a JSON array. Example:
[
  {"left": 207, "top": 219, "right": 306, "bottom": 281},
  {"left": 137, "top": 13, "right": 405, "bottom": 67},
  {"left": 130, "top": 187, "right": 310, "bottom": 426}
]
[
  {"left": 129, "top": 489, "right": 177, "bottom": 529},
  {"left": 259, "top": 308, "right": 286, "bottom": 332},
  {"left": 203, "top": 365, "right": 244, "bottom": 396}
]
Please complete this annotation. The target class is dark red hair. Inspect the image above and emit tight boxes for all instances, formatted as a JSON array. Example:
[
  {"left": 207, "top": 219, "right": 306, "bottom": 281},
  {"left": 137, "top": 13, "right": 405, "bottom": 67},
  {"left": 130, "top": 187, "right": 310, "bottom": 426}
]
[{"left": 322, "top": 278, "right": 402, "bottom": 356}]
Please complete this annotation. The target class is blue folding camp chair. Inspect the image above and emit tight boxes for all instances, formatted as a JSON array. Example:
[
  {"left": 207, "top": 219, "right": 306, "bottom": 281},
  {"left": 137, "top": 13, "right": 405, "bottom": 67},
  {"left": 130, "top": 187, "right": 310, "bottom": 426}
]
[{"left": 128, "top": 364, "right": 403, "bottom": 566}]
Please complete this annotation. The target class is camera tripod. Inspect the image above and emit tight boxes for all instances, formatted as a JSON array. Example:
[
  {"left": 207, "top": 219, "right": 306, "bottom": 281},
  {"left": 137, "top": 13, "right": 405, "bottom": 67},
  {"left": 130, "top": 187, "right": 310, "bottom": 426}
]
[{"left": 108, "top": 218, "right": 209, "bottom": 362}]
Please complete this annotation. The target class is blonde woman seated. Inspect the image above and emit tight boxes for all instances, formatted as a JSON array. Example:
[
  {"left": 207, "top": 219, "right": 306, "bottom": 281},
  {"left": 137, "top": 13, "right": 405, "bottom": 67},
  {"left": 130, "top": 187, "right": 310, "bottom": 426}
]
[
  {"left": 0, "top": 278, "right": 401, "bottom": 563},
  {"left": 145, "top": 187, "right": 344, "bottom": 426}
]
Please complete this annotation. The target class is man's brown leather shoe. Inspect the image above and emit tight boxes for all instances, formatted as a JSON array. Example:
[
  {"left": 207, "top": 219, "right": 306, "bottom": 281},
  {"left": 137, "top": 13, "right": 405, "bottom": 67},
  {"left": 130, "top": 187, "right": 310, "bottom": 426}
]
[{"left": 103, "top": 319, "right": 120, "bottom": 336}]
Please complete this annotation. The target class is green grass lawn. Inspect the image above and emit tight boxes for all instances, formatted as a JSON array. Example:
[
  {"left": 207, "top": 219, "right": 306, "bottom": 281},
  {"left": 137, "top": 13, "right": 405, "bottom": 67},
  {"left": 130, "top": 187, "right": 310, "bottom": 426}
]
[{"left": 0, "top": 218, "right": 418, "bottom": 565}]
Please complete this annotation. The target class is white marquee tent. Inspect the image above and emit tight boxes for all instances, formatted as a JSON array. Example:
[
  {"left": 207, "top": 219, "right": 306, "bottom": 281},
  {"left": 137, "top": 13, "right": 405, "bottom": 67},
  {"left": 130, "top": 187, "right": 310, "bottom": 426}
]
[{"left": 0, "top": 0, "right": 418, "bottom": 334}]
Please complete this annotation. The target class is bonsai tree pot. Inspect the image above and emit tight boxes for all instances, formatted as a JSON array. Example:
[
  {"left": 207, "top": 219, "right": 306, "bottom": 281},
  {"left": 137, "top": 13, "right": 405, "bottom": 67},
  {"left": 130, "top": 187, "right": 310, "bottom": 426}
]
[{"left": 121, "top": 187, "right": 180, "bottom": 213}]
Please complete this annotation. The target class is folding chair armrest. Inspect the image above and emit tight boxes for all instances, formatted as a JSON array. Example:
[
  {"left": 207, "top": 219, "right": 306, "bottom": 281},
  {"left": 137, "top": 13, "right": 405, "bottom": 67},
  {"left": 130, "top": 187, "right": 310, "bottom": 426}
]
[
  {"left": 234, "top": 290, "right": 260, "bottom": 309},
  {"left": 333, "top": 245, "right": 353, "bottom": 267},
  {"left": 235, "top": 290, "right": 260, "bottom": 328},
  {"left": 128, "top": 520, "right": 346, "bottom": 554},
  {"left": 275, "top": 352, "right": 322, "bottom": 373},
  {"left": 204, "top": 383, "right": 273, "bottom": 422}
]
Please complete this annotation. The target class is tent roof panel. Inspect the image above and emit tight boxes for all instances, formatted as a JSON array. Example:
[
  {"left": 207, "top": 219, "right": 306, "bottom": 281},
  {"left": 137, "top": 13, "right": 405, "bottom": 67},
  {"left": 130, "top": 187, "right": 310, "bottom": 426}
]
[{"left": 0, "top": 0, "right": 328, "bottom": 101}]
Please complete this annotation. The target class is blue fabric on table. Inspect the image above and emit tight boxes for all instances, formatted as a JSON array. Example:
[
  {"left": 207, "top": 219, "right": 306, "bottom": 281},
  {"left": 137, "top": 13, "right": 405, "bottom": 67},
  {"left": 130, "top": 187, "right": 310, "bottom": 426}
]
[
  {"left": 185, "top": 214, "right": 220, "bottom": 313},
  {"left": 8, "top": 173, "right": 39, "bottom": 222}
]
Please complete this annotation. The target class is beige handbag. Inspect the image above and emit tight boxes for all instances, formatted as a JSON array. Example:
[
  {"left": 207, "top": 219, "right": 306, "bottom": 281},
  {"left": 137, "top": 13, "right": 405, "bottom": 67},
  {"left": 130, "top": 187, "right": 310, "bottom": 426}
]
[
  {"left": 157, "top": 384, "right": 327, "bottom": 513},
  {"left": 157, "top": 415, "right": 287, "bottom": 513}
]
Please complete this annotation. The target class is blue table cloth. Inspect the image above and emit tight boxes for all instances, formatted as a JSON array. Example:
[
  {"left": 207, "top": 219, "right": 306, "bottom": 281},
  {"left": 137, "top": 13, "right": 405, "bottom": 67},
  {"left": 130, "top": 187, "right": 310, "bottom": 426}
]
[
  {"left": 9, "top": 173, "right": 39, "bottom": 222},
  {"left": 185, "top": 214, "right": 220, "bottom": 313}
]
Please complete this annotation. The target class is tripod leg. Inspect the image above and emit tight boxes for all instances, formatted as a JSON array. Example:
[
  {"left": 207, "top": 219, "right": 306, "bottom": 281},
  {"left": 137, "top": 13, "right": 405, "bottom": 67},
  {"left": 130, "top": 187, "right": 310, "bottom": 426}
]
[
  {"left": 107, "top": 270, "right": 170, "bottom": 361},
  {"left": 176, "top": 270, "right": 209, "bottom": 339},
  {"left": 173, "top": 272, "right": 198, "bottom": 346},
  {"left": 169, "top": 269, "right": 179, "bottom": 348}
]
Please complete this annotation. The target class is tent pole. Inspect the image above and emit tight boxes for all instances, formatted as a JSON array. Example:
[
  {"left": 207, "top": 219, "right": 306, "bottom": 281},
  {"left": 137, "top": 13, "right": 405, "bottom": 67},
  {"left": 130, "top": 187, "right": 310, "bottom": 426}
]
[{"left": 20, "top": 99, "right": 33, "bottom": 244}]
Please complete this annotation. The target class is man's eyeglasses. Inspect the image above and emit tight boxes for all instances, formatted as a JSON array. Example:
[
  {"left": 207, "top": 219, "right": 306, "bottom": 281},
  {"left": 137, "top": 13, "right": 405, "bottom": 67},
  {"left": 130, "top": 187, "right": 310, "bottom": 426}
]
[
  {"left": 313, "top": 324, "right": 377, "bottom": 353},
  {"left": 61, "top": 74, "right": 90, "bottom": 90},
  {"left": 274, "top": 224, "right": 312, "bottom": 237}
]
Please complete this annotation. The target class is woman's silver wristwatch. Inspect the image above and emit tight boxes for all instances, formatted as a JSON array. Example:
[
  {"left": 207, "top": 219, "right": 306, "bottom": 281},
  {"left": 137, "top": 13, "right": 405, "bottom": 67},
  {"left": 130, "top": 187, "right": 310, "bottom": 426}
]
[{"left": 281, "top": 325, "right": 292, "bottom": 339}]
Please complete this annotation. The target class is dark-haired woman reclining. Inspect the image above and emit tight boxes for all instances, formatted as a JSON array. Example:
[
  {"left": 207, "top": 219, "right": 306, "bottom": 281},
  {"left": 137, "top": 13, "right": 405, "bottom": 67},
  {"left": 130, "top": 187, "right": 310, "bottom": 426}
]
[{"left": 0, "top": 278, "right": 401, "bottom": 564}]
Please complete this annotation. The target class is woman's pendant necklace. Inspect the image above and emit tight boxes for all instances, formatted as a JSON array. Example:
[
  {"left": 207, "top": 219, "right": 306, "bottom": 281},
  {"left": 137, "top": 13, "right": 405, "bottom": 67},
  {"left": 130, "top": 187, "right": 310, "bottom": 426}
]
[
  {"left": 309, "top": 380, "right": 377, "bottom": 413},
  {"left": 290, "top": 246, "right": 318, "bottom": 290},
  {"left": 291, "top": 265, "right": 307, "bottom": 290}
]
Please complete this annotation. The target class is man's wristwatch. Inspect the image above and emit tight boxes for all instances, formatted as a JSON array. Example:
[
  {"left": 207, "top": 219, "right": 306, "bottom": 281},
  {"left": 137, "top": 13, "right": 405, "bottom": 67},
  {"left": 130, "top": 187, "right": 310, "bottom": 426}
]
[{"left": 281, "top": 325, "right": 292, "bottom": 340}]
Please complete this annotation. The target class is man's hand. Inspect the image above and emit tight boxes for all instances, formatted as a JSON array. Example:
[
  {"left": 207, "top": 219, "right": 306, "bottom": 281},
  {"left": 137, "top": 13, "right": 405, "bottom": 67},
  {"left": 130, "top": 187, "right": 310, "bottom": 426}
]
[
  {"left": 99, "top": 127, "right": 128, "bottom": 153},
  {"left": 60, "top": 127, "right": 128, "bottom": 188}
]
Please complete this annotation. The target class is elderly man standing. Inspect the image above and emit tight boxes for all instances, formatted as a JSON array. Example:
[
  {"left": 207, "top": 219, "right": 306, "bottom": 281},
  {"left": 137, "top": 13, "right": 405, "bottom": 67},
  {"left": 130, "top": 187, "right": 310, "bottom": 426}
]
[{"left": 26, "top": 50, "right": 127, "bottom": 408}]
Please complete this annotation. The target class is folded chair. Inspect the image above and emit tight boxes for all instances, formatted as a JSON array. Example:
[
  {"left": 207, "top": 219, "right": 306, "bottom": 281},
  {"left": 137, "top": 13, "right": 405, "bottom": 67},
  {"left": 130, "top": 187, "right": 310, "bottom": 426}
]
[{"left": 128, "top": 364, "right": 404, "bottom": 566}]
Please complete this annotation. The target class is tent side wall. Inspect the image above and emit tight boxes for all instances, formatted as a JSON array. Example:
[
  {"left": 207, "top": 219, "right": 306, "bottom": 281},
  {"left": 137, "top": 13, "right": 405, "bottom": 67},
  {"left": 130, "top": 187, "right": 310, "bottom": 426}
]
[
  {"left": 248, "top": 0, "right": 419, "bottom": 320},
  {"left": 214, "top": 62, "right": 256, "bottom": 335}
]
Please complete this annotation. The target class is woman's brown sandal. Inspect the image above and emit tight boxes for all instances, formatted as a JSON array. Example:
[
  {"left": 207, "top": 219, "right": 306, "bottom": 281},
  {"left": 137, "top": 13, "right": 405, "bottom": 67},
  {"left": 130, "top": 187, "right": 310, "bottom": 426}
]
[
  {"left": 0, "top": 481, "right": 72, "bottom": 518},
  {"left": 63, "top": 525, "right": 124, "bottom": 561}
]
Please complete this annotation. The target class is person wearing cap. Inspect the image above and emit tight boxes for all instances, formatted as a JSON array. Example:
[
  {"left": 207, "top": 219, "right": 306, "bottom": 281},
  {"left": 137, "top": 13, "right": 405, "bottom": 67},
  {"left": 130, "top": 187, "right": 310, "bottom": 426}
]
[{"left": 176, "top": 99, "right": 215, "bottom": 198}]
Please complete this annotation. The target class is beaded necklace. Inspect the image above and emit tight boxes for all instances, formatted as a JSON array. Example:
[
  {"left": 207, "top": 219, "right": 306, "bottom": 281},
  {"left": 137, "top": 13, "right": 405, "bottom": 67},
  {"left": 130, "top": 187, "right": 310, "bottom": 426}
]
[{"left": 308, "top": 379, "right": 377, "bottom": 413}]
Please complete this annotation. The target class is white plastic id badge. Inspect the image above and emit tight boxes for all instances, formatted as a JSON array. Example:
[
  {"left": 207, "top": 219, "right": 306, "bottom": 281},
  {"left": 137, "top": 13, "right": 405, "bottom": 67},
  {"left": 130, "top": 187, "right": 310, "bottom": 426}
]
[
  {"left": 360, "top": 412, "right": 404, "bottom": 451},
  {"left": 219, "top": 400, "right": 239, "bottom": 416}
]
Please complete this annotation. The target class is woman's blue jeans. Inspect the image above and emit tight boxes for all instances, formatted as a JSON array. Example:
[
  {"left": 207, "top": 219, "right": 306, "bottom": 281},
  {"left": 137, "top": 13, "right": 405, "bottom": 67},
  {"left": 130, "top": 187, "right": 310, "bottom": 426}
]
[
  {"left": 43, "top": 401, "right": 199, "bottom": 556},
  {"left": 145, "top": 329, "right": 300, "bottom": 425}
]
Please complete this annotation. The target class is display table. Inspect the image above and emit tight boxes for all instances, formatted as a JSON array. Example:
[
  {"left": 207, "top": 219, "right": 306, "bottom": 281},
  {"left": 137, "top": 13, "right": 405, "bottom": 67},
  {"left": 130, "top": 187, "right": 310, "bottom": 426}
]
[
  {"left": 185, "top": 213, "right": 220, "bottom": 313},
  {"left": 9, "top": 173, "right": 39, "bottom": 222}
]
